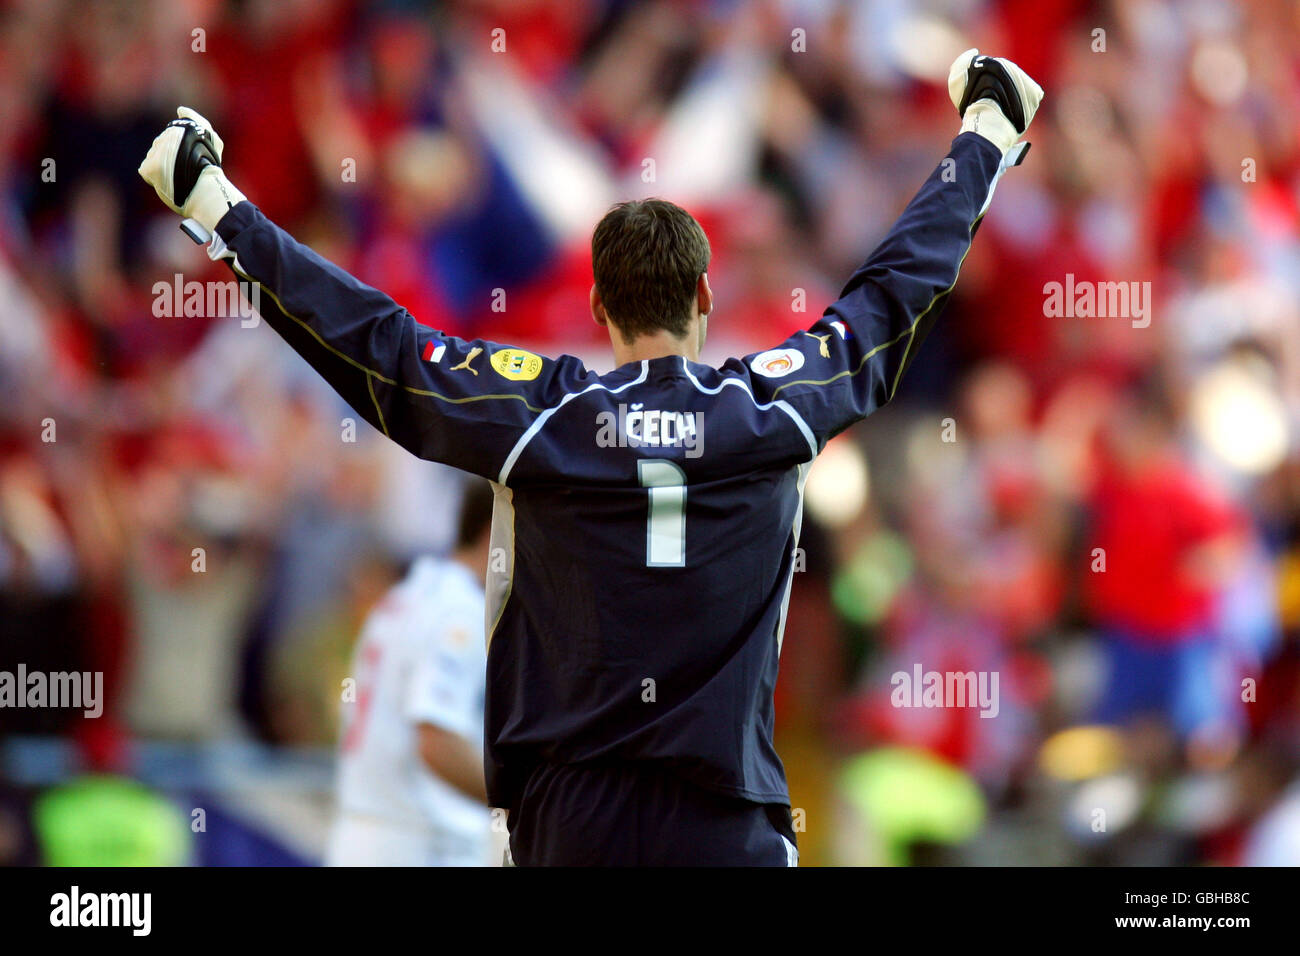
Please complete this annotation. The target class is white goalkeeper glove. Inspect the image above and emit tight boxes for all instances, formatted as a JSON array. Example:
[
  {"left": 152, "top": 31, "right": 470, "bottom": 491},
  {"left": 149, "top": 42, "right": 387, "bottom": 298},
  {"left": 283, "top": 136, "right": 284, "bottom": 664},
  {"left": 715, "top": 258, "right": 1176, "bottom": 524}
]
[
  {"left": 137, "top": 107, "right": 246, "bottom": 243},
  {"left": 947, "top": 49, "right": 1043, "bottom": 155}
]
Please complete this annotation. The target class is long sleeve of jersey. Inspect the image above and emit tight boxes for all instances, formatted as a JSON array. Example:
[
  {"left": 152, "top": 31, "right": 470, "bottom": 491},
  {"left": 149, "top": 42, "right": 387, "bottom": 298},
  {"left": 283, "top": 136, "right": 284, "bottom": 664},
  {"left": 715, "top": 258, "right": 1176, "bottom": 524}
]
[
  {"left": 210, "top": 203, "right": 595, "bottom": 480},
  {"left": 727, "top": 131, "right": 1026, "bottom": 449}
]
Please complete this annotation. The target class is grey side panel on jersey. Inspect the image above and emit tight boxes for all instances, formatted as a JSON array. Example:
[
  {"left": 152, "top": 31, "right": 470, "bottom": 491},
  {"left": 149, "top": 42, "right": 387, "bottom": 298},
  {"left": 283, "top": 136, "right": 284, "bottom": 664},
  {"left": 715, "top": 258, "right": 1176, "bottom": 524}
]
[{"left": 485, "top": 481, "right": 515, "bottom": 650}]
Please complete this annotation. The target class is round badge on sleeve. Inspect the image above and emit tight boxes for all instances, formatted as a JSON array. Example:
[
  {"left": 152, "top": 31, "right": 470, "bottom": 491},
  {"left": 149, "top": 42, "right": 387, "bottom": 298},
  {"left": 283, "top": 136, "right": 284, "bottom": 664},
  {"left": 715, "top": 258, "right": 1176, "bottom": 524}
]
[
  {"left": 491, "top": 348, "right": 544, "bottom": 382},
  {"left": 750, "top": 348, "right": 805, "bottom": 378}
]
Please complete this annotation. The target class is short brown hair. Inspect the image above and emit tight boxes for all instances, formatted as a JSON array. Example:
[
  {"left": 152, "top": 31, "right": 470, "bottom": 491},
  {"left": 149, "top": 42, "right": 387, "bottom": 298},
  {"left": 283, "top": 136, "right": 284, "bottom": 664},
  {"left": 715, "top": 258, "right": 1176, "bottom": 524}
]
[{"left": 591, "top": 199, "right": 711, "bottom": 342}]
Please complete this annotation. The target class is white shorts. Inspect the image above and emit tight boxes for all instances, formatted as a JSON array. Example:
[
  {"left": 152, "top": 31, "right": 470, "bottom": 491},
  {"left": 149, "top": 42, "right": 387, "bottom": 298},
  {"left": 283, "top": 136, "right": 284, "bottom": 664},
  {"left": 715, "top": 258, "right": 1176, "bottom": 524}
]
[{"left": 326, "top": 812, "right": 488, "bottom": 867}]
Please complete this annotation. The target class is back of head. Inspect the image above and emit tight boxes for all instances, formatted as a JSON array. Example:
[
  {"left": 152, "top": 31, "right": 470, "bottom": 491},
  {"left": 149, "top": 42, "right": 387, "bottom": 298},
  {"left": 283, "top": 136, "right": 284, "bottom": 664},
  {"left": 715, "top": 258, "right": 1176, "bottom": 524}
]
[{"left": 591, "top": 199, "right": 711, "bottom": 343}]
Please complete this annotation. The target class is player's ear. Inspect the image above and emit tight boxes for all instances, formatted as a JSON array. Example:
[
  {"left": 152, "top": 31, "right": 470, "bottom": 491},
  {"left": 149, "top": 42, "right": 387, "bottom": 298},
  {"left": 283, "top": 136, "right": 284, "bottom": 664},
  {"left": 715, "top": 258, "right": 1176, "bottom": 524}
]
[
  {"left": 696, "top": 273, "right": 713, "bottom": 318},
  {"left": 590, "top": 284, "right": 609, "bottom": 327}
]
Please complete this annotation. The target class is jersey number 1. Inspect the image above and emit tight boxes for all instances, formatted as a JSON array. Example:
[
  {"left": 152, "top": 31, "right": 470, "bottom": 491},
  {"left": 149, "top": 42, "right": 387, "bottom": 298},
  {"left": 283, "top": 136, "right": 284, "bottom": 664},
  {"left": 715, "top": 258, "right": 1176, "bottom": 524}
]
[{"left": 638, "top": 459, "right": 686, "bottom": 567}]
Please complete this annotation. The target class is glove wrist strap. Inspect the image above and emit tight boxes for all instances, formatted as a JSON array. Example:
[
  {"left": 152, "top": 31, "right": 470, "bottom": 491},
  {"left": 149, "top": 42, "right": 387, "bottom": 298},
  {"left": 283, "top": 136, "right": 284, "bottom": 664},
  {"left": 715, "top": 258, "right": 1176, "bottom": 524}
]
[
  {"left": 183, "top": 166, "right": 247, "bottom": 235},
  {"left": 960, "top": 100, "right": 1019, "bottom": 154}
]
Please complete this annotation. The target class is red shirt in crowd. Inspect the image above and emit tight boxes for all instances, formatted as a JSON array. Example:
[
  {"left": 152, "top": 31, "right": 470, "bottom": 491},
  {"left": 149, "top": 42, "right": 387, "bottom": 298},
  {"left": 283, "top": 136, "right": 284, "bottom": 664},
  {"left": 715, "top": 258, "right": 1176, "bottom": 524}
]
[{"left": 1085, "top": 457, "right": 1241, "bottom": 642}]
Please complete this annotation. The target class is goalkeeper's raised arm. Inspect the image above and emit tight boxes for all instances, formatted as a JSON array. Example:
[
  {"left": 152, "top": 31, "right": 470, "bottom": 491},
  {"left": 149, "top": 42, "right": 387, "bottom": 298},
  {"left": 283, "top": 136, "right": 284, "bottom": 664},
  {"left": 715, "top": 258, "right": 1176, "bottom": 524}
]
[
  {"left": 137, "top": 107, "right": 591, "bottom": 481},
  {"left": 726, "top": 48, "right": 1042, "bottom": 446}
]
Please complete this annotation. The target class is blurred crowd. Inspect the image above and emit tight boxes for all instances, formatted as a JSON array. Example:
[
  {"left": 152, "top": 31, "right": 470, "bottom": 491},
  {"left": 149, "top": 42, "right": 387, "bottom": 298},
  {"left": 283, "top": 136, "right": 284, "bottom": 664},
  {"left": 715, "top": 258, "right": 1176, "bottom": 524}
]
[{"left": 2, "top": 0, "right": 1300, "bottom": 866}]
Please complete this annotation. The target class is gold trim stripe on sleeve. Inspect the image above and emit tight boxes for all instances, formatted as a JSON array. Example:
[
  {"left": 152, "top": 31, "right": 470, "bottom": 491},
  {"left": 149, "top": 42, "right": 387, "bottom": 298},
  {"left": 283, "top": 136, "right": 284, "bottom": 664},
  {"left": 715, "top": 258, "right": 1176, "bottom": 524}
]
[
  {"left": 365, "top": 373, "right": 389, "bottom": 438},
  {"left": 232, "top": 266, "right": 546, "bottom": 414},
  {"left": 769, "top": 206, "right": 988, "bottom": 404}
]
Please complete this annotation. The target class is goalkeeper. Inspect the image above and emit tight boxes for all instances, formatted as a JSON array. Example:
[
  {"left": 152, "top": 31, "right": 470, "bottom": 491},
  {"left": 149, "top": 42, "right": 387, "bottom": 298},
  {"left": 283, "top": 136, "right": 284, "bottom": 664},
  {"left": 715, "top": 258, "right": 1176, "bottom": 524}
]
[{"left": 139, "top": 50, "right": 1041, "bottom": 866}]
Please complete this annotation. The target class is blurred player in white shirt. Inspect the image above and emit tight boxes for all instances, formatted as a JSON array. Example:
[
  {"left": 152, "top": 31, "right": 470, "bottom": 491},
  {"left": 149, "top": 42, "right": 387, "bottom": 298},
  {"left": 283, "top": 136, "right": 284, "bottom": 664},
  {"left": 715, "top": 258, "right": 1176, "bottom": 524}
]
[{"left": 327, "top": 482, "right": 497, "bottom": 866}]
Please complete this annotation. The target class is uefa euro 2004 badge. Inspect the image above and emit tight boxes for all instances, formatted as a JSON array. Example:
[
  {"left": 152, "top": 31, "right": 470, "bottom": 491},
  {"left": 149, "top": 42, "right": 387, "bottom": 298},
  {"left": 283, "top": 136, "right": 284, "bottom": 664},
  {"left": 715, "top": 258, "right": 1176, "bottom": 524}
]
[
  {"left": 749, "top": 347, "right": 805, "bottom": 378},
  {"left": 491, "top": 348, "right": 544, "bottom": 381}
]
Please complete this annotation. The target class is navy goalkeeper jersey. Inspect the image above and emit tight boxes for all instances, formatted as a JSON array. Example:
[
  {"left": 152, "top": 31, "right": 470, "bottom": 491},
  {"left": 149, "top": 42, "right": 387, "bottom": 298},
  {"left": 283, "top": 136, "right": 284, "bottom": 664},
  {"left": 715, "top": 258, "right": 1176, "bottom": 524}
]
[{"left": 210, "top": 132, "right": 1022, "bottom": 811}]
